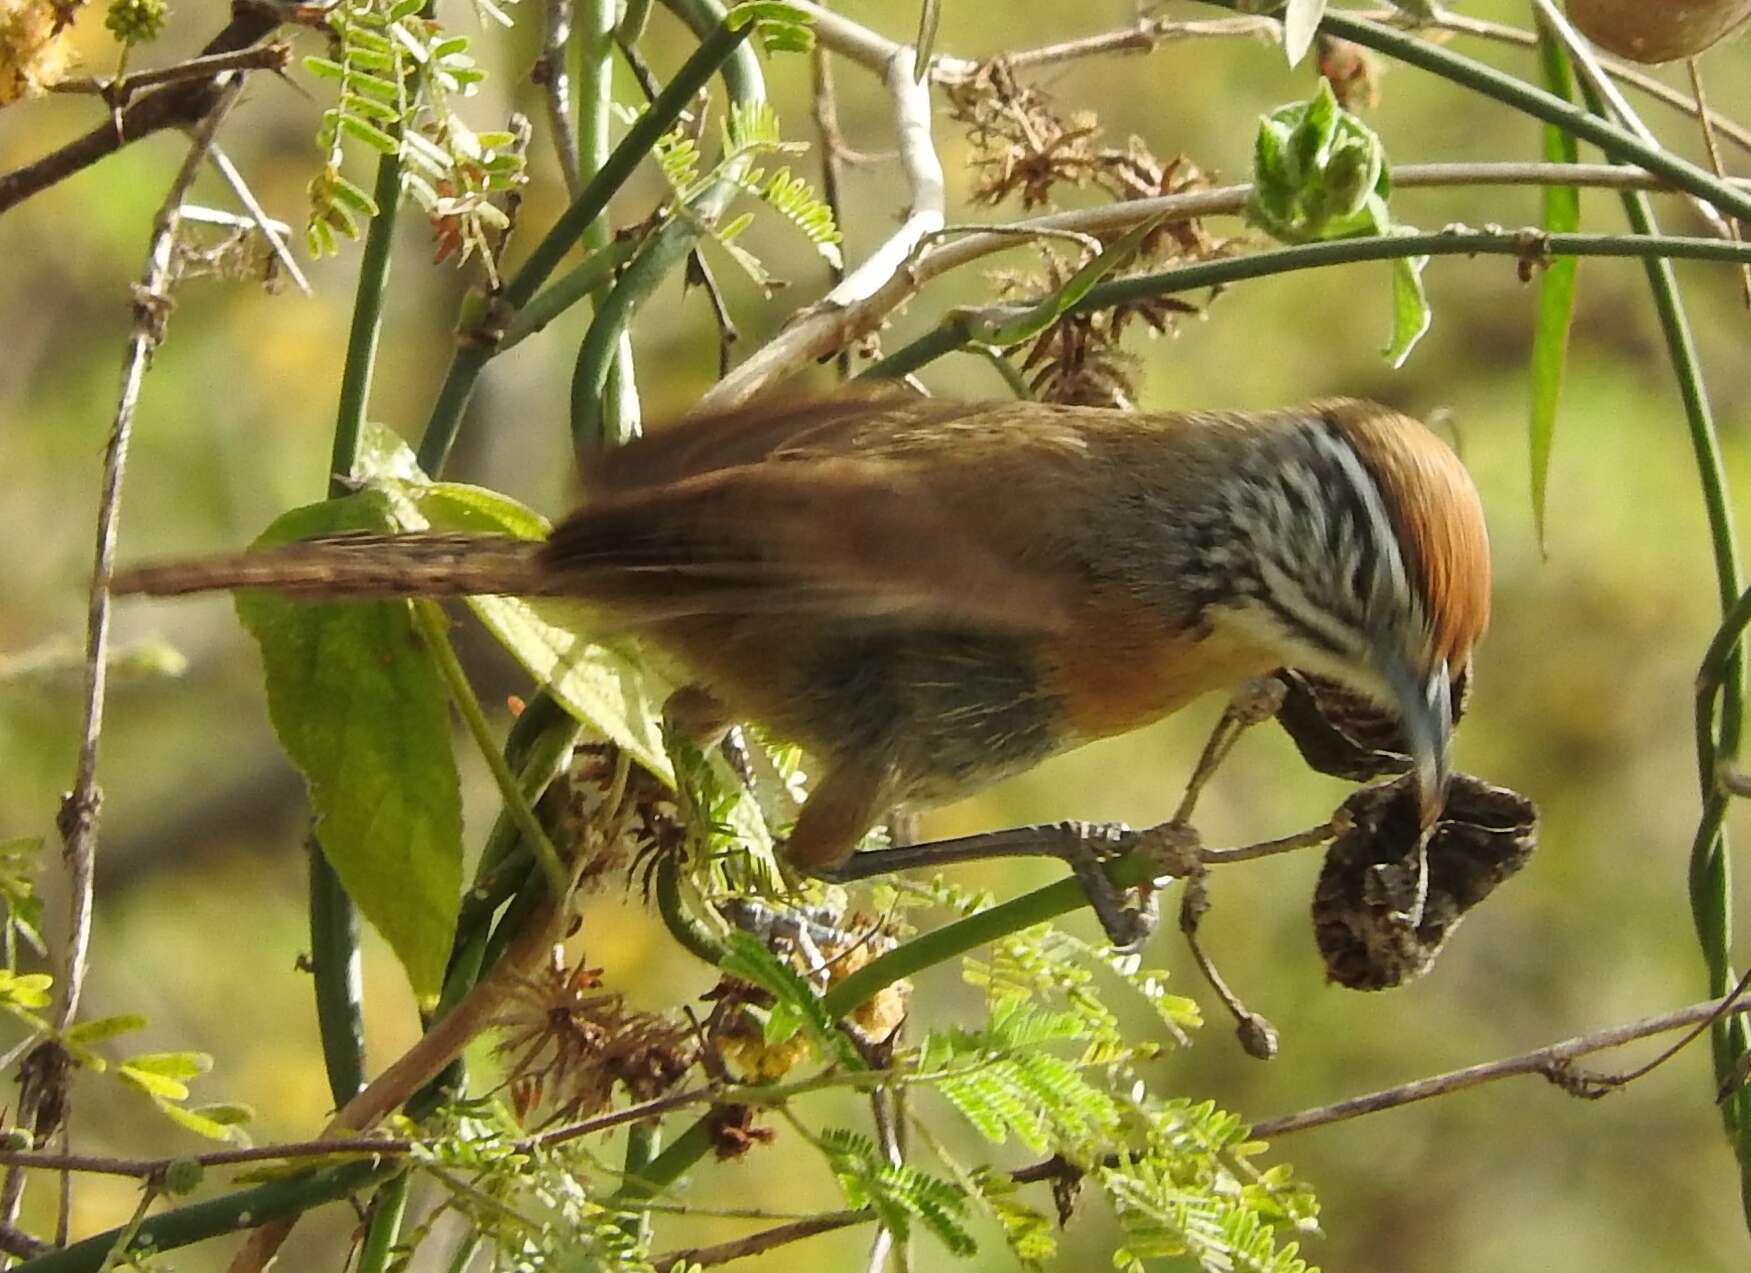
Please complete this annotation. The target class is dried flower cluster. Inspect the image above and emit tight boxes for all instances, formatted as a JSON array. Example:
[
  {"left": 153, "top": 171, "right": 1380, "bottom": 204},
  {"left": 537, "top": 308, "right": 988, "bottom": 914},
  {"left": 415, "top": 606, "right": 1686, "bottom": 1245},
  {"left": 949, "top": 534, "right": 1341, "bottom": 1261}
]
[
  {"left": 0, "top": 0, "right": 76, "bottom": 104},
  {"left": 948, "top": 60, "right": 1236, "bottom": 405},
  {"left": 495, "top": 951, "right": 695, "bottom": 1125}
]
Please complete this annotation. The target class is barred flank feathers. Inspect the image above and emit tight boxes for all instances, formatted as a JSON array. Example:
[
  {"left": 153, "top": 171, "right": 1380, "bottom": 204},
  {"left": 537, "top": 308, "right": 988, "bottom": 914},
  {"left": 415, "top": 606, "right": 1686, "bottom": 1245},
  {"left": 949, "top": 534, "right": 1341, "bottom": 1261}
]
[{"left": 110, "top": 532, "right": 545, "bottom": 599}]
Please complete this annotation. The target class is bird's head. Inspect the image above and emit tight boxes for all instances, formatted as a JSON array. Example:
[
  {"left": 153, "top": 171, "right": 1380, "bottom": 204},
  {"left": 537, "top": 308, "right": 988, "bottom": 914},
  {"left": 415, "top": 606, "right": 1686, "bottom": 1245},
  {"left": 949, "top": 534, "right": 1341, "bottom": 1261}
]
[{"left": 1203, "top": 400, "right": 1491, "bottom": 826}]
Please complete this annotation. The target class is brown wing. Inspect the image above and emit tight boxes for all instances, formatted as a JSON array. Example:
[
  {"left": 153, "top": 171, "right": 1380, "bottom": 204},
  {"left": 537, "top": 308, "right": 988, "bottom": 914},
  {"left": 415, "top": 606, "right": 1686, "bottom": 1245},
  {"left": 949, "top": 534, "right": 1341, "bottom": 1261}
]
[
  {"left": 547, "top": 395, "right": 1098, "bottom": 633},
  {"left": 585, "top": 389, "right": 974, "bottom": 491}
]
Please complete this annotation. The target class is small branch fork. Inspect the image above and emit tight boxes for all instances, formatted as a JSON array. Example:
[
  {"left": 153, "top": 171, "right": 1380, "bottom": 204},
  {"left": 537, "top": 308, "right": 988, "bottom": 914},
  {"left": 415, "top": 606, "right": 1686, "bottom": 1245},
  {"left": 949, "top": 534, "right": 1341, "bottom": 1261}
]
[
  {"left": 688, "top": 1, "right": 1751, "bottom": 412},
  {"left": 0, "top": 4, "right": 284, "bottom": 215}
]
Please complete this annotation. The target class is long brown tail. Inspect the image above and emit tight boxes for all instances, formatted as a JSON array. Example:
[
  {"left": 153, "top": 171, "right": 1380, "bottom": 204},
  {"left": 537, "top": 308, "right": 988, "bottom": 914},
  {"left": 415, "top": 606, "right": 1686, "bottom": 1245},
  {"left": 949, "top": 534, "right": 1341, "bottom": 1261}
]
[{"left": 111, "top": 531, "right": 545, "bottom": 599}]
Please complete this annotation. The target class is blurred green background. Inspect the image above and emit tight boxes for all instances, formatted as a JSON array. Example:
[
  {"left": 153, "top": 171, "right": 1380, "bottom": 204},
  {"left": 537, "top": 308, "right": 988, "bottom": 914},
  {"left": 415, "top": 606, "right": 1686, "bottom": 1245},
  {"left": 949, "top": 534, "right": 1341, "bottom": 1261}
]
[{"left": 5, "top": 0, "right": 1751, "bottom": 1268}]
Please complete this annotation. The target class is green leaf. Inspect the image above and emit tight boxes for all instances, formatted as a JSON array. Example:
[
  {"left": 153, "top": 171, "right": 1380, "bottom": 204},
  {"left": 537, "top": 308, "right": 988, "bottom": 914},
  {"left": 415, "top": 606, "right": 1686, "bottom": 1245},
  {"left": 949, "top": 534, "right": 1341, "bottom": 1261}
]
[
  {"left": 911, "top": 0, "right": 939, "bottom": 80},
  {"left": 153, "top": 1098, "right": 245, "bottom": 1143},
  {"left": 1385, "top": 244, "right": 1431, "bottom": 369},
  {"left": 341, "top": 423, "right": 677, "bottom": 787},
  {"left": 122, "top": 1050, "right": 212, "bottom": 1080},
  {"left": 338, "top": 114, "right": 400, "bottom": 155},
  {"left": 413, "top": 487, "right": 676, "bottom": 784},
  {"left": 235, "top": 490, "right": 463, "bottom": 999},
  {"left": 720, "top": 932, "right": 861, "bottom": 1068},
  {"left": 1530, "top": 24, "right": 1582, "bottom": 553},
  {"left": 976, "top": 212, "right": 1171, "bottom": 349},
  {"left": 189, "top": 1102, "right": 255, "bottom": 1127},
  {"left": 1282, "top": 0, "right": 1327, "bottom": 67},
  {"left": 0, "top": 970, "right": 52, "bottom": 1008},
  {"left": 65, "top": 1013, "right": 147, "bottom": 1045}
]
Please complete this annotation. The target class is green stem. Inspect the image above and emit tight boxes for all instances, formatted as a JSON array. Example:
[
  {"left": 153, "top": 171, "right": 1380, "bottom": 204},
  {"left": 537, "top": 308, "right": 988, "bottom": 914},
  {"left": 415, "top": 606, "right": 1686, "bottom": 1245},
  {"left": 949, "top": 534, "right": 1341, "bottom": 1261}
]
[
  {"left": 617, "top": 0, "right": 651, "bottom": 42},
  {"left": 330, "top": 152, "right": 403, "bottom": 495},
  {"left": 14, "top": 1162, "right": 389, "bottom": 1273},
  {"left": 863, "top": 230, "right": 1751, "bottom": 380},
  {"left": 416, "top": 11, "right": 755, "bottom": 474},
  {"left": 1571, "top": 74, "right": 1751, "bottom": 1227},
  {"left": 356, "top": 1171, "right": 410, "bottom": 1273},
  {"left": 654, "top": 851, "right": 728, "bottom": 965},
  {"left": 416, "top": 345, "right": 490, "bottom": 476},
  {"left": 1192, "top": 2, "right": 1751, "bottom": 226},
  {"left": 509, "top": 12, "right": 753, "bottom": 313},
  {"left": 570, "top": 0, "right": 763, "bottom": 458},
  {"left": 311, "top": 150, "right": 405, "bottom": 1112},
  {"left": 93, "top": 1185, "right": 156, "bottom": 1273},
  {"left": 611, "top": 1113, "right": 715, "bottom": 1206},
  {"left": 620, "top": 1123, "right": 661, "bottom": 1242},
  {"left": 497, "top": 238, "right": 636, "bottom": 351},
  {"left": 411, "top": 602, "right": 570, "bottom": 900},
  {"left": 573, "top": 0, "right": 641, "bottom": 459},
  {"left": 309, "top": 844, "right": 365, "bottom": 1105}
]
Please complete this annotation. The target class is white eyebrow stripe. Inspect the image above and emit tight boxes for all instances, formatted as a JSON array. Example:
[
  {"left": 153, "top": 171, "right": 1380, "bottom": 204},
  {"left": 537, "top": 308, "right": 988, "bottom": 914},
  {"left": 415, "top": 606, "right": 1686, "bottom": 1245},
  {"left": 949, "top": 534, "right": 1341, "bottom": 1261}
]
[{"left": 1308, "top": 422, "right": 1411, "bottom": 614}]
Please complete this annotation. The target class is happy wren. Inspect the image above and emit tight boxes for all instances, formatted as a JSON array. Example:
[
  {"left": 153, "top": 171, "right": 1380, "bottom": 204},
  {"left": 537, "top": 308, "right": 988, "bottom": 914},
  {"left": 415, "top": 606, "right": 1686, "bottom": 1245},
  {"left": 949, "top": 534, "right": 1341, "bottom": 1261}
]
[{"left": 114, "top": 394, "right": 1491, "bottom": 926}]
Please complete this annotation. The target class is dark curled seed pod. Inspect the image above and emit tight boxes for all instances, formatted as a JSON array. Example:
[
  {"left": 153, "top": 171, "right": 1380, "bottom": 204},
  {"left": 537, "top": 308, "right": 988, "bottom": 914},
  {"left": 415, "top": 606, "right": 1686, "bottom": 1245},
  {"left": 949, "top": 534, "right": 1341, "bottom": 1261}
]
[
  {"left": 1314, "top": 772, "right": 1537, "bottom": 991},
  {"left": 1273, "top": 666, "right": 1471, "bottom": 782}
]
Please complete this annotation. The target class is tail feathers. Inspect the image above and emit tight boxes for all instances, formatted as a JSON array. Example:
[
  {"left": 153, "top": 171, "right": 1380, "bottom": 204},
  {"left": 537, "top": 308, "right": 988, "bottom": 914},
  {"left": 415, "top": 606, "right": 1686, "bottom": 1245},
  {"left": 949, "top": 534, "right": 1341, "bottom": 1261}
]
[{"left": 111, "top": 531, "right": 544, "bottom": 599}]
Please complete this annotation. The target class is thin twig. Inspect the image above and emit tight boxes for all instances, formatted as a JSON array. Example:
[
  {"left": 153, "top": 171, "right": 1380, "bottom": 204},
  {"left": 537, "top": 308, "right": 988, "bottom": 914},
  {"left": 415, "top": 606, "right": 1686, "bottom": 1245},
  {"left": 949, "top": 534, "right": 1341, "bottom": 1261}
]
[
  {"left": 532, "top": 0, "right": 582, "bottom": 198},
  {"left": 994, "top": 13, "right": 1279, "bottom": 76},
  {"left": 649, "top": 1208, "right": 873, "bottom": 1271},
  {"left": 1529, "top": 0, "right": 1730, "bottom": 239},
  {"left": 1685, "top": 58, "right": 1750, "bottom": 308},
  {"left": 698, "top": 161, "right": 1751, "bottom": 410},
  {"left": 809, "top": 41, "right": 850, "bottom": 378},
  {"left": 1419, "top": 7, "right": 1751, "bottom": 159},
  {"left": 204, "top": 144, "right": 311, "bottom": 296},
  {"left": 46, "top": 41, "right": 290, "bottom": 103},
  {"left": 16, "top": 79, "right": 242, "bottom": 1254},
  {"left": 1250, "top": 994, "right": 1751, "bottom": 1139}
]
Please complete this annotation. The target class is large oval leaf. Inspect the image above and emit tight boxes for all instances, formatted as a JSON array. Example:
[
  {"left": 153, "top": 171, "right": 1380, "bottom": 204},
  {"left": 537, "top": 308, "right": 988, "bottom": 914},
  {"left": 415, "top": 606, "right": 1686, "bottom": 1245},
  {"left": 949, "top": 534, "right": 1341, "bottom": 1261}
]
[{"left": 235, "top": 490, "right": 462, "bottom": 1000}]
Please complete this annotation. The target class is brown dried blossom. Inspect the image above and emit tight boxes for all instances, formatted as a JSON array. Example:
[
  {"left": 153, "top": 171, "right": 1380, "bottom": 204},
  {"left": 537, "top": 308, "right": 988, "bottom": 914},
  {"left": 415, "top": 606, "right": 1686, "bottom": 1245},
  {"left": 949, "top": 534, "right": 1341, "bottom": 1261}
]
[
  {"left": 494, "top": 949, "right": 694, "bottom": 1126},
  {"left": 947, "top": 61, "right": 1209, "bottom": 214},
  {"left": 948, "top": 61, "right": 1238, "bottom": 404}
]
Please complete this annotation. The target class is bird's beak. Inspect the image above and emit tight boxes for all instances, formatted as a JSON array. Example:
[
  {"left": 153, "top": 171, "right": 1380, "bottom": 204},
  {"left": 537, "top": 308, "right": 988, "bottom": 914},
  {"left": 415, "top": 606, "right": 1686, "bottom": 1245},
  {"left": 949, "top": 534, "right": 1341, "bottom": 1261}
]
[{"left": 1385, "top": 653, "right": 1453, "bottom": 830}]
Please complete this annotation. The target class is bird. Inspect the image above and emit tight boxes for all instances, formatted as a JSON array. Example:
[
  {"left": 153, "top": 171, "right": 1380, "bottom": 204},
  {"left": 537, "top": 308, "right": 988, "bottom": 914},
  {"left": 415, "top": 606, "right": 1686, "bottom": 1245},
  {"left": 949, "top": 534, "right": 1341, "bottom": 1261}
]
[{"left": 114, "top": 393, "right": 1491, "bottom": 941}]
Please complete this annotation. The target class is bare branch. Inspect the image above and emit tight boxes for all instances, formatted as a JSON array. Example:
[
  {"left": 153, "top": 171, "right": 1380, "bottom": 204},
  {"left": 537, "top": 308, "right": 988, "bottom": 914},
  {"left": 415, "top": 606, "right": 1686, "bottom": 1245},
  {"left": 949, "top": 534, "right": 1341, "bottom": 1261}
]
[
  {"left": 993, "top": 14, "right": 1280, "bottom": 77},
  {"left": 1685, "top": 58, "right": 1751, "bottom": 308},
  {"left": 650, "top": 1208, "right": 874, "bottom": 1271},
  {"left": 2, "top": 75, "right": 247, "bottom": 1249},
  {"left": 822, "top": 45, "right": 943, "bottom": 309},
  {"left": 697, "top": 161, "right": 1751, "bottom": 410},
  {"left": 1251, "top": 994, "right": 1751, "bottom": 1138},
  {"left": 532, "top": 0, "right": 582, "bottom": 198},
  {"left": 0, "top": 6, "right": 284, "bottom": 215},
  {"left": 47, "top": 40, "right": 290, "bottom": 103}
]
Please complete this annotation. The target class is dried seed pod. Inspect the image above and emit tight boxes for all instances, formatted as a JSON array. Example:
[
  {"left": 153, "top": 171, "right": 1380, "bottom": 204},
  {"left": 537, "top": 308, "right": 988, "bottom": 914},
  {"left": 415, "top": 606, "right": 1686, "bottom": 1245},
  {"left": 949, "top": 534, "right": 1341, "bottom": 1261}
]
[
  {"left": 1566, "top": 0, "right": 1751, "bottom": 63},
  {"left": 1313, "top": 772, "right": 1537, "bottom": 990},
  {"left": 1273, "top": 665, "right": 1471, "bottom": 782}
]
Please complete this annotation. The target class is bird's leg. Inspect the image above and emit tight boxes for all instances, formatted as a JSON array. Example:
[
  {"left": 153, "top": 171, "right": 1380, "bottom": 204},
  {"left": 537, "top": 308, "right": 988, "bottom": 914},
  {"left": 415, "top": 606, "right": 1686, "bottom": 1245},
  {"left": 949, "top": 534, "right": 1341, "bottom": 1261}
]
[
  {"left": 811, "top": 820, "right": 1204, "bottom": 951},
  {"left": 1172, "top": 676, "right": 1288, "bottom": 825}
]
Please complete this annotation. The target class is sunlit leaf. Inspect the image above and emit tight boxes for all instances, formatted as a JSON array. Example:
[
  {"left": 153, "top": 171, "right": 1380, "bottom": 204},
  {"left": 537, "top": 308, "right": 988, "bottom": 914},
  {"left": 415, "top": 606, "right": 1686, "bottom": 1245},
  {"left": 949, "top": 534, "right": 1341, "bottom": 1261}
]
[
  {"left": 235, "top": 490, "right": 462, "bottom": 1000},
  {"left": 1282, "top": 0, "right": 1327, "bottom": 67}
]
